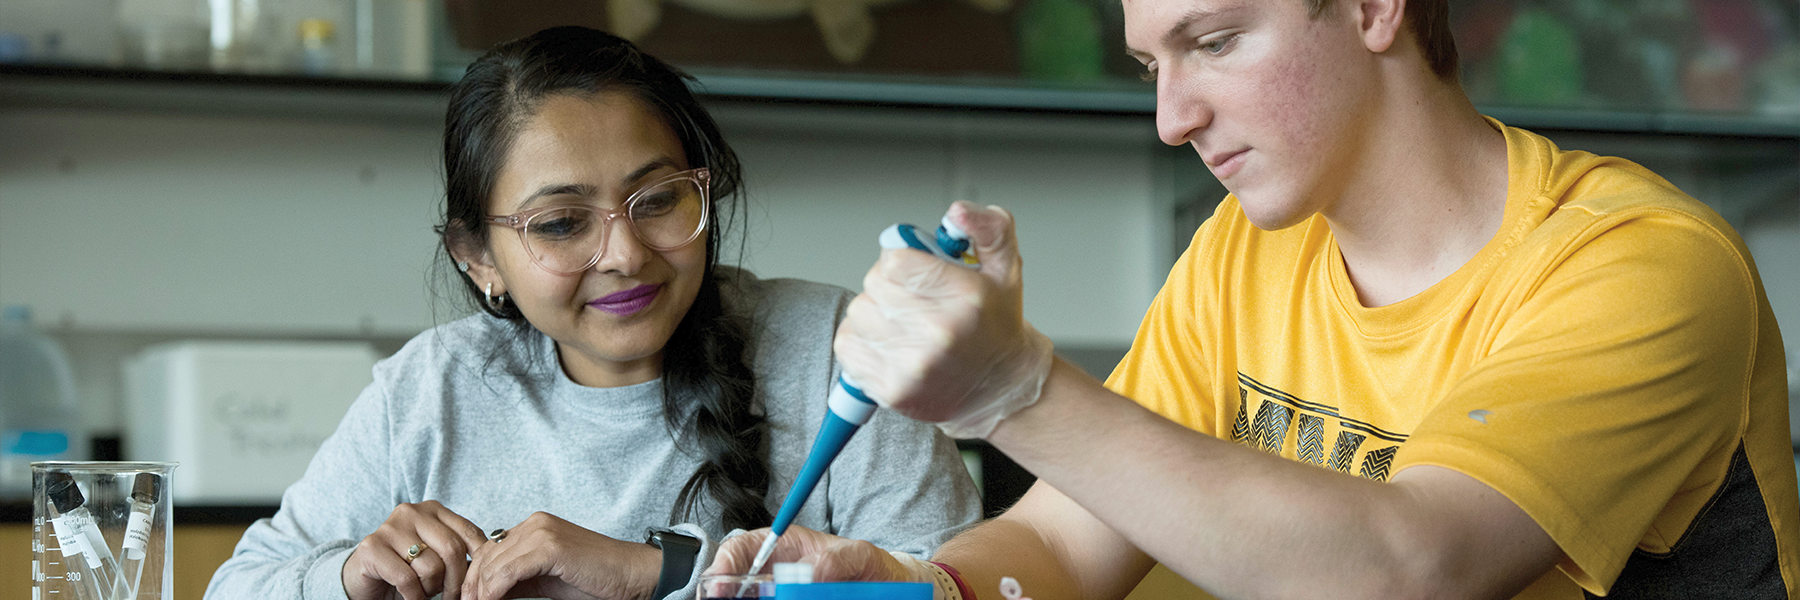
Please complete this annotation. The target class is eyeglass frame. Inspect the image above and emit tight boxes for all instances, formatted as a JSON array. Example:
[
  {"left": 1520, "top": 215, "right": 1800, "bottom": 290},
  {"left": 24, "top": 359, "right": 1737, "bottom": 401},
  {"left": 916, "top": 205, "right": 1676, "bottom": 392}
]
[{"left": 484, "top": 168, "right": 712, "bottom": 275}]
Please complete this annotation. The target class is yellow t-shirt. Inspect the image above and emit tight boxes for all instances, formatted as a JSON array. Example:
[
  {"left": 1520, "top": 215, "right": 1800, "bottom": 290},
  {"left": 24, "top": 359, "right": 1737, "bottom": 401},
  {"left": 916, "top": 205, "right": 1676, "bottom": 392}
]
[{"left": 1106, "top": 121, "right": 1799, "bottom": 597}]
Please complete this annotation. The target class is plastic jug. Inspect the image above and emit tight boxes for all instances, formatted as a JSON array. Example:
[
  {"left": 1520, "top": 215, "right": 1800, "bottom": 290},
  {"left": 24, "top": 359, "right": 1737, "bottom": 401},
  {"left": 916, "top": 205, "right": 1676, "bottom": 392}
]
[{"left": 0, "top": 305, "right": 86, "bottom": 500}]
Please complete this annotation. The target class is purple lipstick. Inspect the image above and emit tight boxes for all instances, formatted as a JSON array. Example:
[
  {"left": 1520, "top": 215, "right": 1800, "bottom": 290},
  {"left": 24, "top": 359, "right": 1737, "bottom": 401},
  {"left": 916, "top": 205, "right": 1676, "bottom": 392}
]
[{"left": 589, "top": 284, "right": 660, "bottom": 316}]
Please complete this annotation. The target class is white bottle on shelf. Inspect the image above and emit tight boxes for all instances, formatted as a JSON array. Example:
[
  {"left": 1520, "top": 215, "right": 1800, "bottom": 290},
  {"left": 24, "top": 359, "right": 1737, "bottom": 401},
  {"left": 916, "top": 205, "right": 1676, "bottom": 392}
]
[
  {"left": 0, "top": 305, "right": 86, "bottom": 500},
  {"left": 298, "top": 18, "right": 338, "bottom": 75}
]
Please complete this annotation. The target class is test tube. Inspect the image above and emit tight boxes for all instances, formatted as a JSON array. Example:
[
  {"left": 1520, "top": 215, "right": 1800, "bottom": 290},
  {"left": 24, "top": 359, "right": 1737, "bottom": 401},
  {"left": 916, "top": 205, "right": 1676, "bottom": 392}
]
[
  {"left": 46, "top": 473, "right": 123, "bottom": 600},
  {"left": 118, "top": 473, "right": 161, "bottom": 600}
]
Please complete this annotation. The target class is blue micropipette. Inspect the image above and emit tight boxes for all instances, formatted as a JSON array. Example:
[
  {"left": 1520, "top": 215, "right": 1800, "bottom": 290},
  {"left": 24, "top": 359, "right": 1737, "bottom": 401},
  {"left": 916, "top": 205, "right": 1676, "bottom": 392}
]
[{"left": 745, "top": 215, "right": 976, "bottom": 577}]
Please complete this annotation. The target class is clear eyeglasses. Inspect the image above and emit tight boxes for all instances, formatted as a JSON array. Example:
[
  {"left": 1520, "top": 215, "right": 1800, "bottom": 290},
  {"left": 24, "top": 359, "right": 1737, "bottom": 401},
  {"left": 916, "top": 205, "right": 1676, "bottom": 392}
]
[{"left": 486, "top": 168, "right": 711, "bottom": 275}]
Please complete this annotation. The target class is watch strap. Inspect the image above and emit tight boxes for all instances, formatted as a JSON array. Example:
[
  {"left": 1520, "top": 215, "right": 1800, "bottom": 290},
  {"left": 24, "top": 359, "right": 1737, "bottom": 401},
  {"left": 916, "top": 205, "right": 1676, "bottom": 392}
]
[{"left": 648, "top": 529, "right": 703, "bottom": 599}]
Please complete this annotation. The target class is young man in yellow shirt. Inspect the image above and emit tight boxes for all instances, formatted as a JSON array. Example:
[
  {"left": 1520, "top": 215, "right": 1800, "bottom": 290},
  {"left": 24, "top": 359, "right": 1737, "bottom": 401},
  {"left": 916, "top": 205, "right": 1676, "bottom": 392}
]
[{"left": 710, "top": 0, "right": 1800, "bottom": 597}]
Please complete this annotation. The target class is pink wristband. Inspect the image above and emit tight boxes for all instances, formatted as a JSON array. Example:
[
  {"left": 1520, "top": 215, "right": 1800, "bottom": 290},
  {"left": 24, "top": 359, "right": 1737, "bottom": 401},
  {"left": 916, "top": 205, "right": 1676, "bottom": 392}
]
[{"left": 930, "top": 562, "right": 977, "bottom": 600}]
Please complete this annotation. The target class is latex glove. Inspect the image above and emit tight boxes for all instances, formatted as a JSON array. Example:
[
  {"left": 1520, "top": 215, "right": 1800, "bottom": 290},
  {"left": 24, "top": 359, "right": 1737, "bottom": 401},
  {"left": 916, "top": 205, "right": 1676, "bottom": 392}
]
[
  {"left": 342, "top": 500, "right": 490, "bottom": 600},
  {"left": 835, "top": 201, "right": 1055, "bottom": 439},
  {"left": 707, "top": 525, "right": 912, "bottom": 584},
  {"left": 460, "top": 512, "right": 661, "bottom": 600}
]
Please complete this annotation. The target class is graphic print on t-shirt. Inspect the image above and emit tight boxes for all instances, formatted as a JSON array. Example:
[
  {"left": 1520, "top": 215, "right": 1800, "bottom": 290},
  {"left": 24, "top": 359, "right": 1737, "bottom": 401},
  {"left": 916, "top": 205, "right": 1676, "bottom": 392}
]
[{"left": 1232, "top": 373, "right": 1406, "bottom": 481}]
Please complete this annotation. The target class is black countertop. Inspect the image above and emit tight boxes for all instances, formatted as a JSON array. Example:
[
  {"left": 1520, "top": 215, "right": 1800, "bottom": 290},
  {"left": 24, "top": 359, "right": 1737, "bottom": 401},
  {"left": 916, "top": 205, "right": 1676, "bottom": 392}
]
[
  {"left": 0, "top": 438, "right": 1032, "bottom": 524},
  {"left": 0, "top": 503, "right": 278, "bottom": 525}
]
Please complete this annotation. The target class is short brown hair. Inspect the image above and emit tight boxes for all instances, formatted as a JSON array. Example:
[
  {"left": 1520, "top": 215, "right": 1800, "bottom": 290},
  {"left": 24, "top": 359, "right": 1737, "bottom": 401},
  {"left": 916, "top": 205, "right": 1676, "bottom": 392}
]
[{"left": 1307, "top": 0, "right": 1459, "bottom": 81}]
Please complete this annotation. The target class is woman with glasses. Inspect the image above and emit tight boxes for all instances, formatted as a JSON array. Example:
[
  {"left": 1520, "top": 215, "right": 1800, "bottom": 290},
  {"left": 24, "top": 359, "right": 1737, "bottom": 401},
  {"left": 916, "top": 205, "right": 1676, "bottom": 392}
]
[{"left": 205, "top": 26, "right": 980, "bottom": 600}]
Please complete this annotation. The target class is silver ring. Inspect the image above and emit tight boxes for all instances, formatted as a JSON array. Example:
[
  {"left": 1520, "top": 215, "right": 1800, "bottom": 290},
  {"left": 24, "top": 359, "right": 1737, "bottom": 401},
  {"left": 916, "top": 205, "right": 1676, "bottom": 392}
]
[{"left": 488, "top": 528, "right": 507, "bottom": 543}]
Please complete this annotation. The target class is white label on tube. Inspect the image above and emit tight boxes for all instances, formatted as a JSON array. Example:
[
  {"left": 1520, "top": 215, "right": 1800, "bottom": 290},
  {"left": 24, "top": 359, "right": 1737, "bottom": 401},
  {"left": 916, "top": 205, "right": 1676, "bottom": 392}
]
[
  {"left": 50, "top": 515, "right": 100, "bottom": 568},
  {"left": 78, "top": 514, "right": 112, "bottom": 562},
  {"left": 51, "top": 515, "right": 84, "bottom": 555},
  {"left": 123, "top": 510, "right": 152, "bottom": 560}
]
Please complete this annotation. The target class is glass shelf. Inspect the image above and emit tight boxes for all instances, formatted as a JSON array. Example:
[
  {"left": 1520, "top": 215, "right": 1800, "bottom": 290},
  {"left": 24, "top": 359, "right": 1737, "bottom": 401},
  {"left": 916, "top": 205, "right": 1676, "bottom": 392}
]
[
  {"left": 683, "top": 69, "right": 1156, "bottom": 114},
  {"left": 5, "top": 63, "right": 1798, "bottom": 139}
]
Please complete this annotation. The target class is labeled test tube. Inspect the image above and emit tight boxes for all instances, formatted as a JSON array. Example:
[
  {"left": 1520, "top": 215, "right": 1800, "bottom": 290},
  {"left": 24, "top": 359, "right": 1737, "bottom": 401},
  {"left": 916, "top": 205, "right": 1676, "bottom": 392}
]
[
  {"left": 46, "top": 473, "right": 124, "bottom": 600},
  {"left": 118, "top": 473, "right": 161, "bottom": 600}
]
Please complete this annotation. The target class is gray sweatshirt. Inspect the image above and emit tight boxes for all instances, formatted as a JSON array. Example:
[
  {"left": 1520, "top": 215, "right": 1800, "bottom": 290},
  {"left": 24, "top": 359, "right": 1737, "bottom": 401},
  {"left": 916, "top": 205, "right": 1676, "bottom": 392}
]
[{"left": 205, "top": 270, "right": 982, "bottom": 600}]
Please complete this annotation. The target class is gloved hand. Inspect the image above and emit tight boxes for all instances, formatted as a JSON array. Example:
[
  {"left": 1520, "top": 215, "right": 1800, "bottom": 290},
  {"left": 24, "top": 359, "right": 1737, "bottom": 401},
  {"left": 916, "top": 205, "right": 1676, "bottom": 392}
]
[
  {"left": 834, "top": 201, "right": 1054, "bottom": 439},
  {"left": 708, "top": 526, "right": 911, "bottom": 584}
]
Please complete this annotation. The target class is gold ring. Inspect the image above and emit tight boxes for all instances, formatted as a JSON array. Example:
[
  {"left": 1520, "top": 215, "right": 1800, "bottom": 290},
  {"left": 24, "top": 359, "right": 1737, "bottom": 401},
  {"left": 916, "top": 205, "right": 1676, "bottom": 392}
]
[
  {"left": 488, "top": 528, "right": 507, "bottom": 543},
  {"left": 405, "top": 543, "right": 427, "bottom": 563}
]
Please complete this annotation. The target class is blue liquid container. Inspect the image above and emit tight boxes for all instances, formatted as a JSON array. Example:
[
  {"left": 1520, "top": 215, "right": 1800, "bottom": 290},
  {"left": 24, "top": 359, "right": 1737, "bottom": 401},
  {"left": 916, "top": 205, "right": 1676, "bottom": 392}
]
[
  {"left": 775, "top": 582, "right": 933, "bottom": 600},
  {"left": 0, "top": 305, "right": 85, "bottom": 500}
]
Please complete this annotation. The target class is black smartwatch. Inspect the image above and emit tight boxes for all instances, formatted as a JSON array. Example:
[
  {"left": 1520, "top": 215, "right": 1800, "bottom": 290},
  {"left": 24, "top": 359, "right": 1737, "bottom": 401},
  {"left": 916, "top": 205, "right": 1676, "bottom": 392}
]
[{"left": 647, "top": 528, "right": 702, "bottom": 599}]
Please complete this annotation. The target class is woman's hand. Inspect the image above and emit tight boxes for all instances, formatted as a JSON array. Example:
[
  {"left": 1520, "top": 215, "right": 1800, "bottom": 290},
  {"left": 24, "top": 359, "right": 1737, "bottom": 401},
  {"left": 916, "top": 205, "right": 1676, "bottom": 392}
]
[
  {"left": 707, "top": 525, "right": 910, "bottom": 584},
  {"left": 342, "top": 500, "right": 490, "bottom": 600},
  {"left": 461, "top": 512, "right": 661, "bottom": 600}
]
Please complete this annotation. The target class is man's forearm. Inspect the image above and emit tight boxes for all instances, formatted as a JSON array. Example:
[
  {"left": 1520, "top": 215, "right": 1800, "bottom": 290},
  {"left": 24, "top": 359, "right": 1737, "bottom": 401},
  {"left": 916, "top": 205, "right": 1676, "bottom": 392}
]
[
  {"left": 982, "top": 359, "right": 1538, "bottom": 599},
  {"left": 931, "top": 493, "right": 1153, "bottom": 600},
  {"left": 932, "top": 518, "right": 1081, "bottom": 600}
]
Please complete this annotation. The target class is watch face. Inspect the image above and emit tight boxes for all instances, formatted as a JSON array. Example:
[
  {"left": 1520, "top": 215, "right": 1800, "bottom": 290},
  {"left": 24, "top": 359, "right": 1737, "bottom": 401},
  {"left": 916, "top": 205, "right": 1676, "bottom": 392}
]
[{"left": 653, "top": 529, "right": 702, "bottom": 550}]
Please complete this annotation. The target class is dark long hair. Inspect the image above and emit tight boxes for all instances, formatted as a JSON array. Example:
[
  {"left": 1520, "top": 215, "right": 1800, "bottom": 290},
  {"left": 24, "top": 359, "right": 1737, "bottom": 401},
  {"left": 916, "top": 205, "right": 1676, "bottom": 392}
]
[{"left": 436, "top": 26, "right": 770, "bottom": 531}]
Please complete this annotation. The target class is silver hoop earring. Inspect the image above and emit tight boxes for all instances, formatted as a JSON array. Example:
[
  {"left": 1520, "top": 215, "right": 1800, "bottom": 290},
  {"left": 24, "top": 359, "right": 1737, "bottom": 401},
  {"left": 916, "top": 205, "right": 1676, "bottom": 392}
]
[{"left": 484, "top": 282, "right": 508, "bottom": 311}]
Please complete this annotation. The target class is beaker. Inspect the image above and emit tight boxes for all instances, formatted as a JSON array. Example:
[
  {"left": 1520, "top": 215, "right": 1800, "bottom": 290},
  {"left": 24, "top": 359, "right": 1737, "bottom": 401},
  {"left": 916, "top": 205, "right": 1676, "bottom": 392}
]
[
  {"left": 698, "top": 573, "right": 774, "bottom": 599},
  {"left": 33, "top": 462, "right": 177, "bottom": 600}
]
